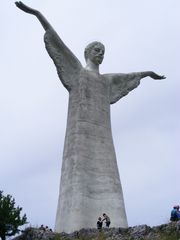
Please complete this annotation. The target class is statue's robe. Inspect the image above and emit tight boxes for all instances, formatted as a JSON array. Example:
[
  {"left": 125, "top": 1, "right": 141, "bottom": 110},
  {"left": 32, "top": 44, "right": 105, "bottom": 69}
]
[{"left": 44, "top": 28, "right": 141, "bottom": 233}]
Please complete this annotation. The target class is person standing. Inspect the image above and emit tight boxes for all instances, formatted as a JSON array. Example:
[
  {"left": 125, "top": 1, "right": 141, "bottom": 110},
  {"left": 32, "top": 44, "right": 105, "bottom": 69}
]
[
  {"left": 177, "top": 206, "right": 180, "bottom": 220},
  {"left": 102, "top": 213, "right": 111, "bottom": 228},
  {"left": 170, "top": 205, "right": 179, "bottom": 221}
]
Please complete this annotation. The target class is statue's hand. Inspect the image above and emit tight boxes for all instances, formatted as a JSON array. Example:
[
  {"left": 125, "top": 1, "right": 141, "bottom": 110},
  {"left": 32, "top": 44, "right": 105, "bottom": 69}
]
[
  {"left": 15, "top": 1, "right": 38, "bottom": 15},
  {"left": 149, "top": 71, "right": 166, "bottom": 80}
]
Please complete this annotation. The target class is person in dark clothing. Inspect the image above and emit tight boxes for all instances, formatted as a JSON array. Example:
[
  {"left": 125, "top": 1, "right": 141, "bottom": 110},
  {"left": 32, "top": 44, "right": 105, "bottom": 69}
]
[
  {"left": 177, "top": 207, "right": 180, "bottom": 221},
  {"left": 170, "top": 205, "right": 179, "bottom": 221},
  {"left": 102, "top": 213, "right": 111, "bottom": 227},
  {"left": 97, "top": 217, "right": 103, "bottom": 230}
]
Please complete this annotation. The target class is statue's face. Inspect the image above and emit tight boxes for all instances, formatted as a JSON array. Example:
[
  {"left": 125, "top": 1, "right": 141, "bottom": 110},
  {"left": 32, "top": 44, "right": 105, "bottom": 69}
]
[{"left": 88, "top": 44, "right": 105, "bottom": 65}]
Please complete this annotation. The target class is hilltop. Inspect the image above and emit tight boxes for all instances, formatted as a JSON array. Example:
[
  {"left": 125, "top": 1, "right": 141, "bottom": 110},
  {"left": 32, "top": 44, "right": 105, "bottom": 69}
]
[{"left": 13, "top": 222, "right": 180, "bottom": 240}]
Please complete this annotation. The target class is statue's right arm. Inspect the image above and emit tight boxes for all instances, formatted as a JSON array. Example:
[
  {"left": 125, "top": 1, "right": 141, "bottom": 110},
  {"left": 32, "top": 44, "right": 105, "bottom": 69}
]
[
  {"left": 15, "top": 1, "right": 82, "bottom": 91},
  {"left": 15, "top": 1, "right": 52, "bottom": 31}
]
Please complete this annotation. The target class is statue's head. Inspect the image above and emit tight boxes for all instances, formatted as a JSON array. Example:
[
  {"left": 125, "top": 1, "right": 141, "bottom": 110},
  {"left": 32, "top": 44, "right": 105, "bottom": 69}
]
[{"left": 84, "top": 41, "right": 105, "bottom": 65}]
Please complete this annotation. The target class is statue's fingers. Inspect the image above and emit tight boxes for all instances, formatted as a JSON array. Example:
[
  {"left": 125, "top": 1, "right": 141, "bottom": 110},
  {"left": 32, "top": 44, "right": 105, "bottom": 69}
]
[
  {"left": 159, "top": 75, "right": 165, "bottom": 79},
  {"left": 15, "top": 2, "right": 22, "bottom": 8},
  {"left": 15, "top": 2, "right": 19, "bottom": 6}
]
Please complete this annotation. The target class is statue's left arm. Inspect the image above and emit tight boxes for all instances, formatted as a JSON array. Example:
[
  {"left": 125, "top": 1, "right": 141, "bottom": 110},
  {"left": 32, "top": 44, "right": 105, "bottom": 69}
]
[{"left": 105, "top": 71, "right": 165, "bottom": 104}]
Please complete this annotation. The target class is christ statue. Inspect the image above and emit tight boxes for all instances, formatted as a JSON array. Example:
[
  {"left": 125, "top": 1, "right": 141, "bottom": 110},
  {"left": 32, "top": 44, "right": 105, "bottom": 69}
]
[{"left": 15, "top": 1, "right": 165, "bottom": 233}]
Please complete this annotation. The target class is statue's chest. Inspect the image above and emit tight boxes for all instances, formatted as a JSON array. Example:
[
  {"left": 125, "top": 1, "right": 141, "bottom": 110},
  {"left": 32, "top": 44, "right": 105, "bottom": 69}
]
[
  {"left": 69, "top": 70, "right": 110, "bottom": 125},
  {"left": 79, "top": 70, "right": 109, "bottom": 102}
]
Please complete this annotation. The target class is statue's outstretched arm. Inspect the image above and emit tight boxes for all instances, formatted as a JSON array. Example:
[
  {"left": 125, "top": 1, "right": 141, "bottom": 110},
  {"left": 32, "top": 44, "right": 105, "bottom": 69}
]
[
  {"left": 15, "top": 1, "right": 82, "bottom": 91},
  {"left": 105, "top": 71, "right": 165, "bottom": 104},
  {"left": 139, "top": 71, "right": 165, "bottom": 80},
  {"left": 15, "top": 1, "right": 52, "bottom": 31}
]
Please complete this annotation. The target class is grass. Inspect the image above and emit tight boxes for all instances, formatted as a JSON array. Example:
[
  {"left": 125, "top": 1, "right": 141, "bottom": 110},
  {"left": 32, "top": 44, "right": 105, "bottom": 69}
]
[
  {"left": 53, "top": 231, "right": 106, "bottom": 240},
  {"left": 159, "top": 231, "right": 180, "bottom": 240}
]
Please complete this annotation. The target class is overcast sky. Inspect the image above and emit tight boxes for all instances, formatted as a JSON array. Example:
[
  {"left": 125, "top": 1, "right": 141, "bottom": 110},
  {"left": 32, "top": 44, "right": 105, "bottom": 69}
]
[{"left": 1, "top": 0, "right": 179, "bottom": 231}]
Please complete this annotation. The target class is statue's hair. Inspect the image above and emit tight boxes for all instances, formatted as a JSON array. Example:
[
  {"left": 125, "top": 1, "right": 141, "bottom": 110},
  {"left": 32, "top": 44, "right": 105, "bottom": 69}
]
[{"left": 84, "top": 41, "right": 105, "bottom": 61}]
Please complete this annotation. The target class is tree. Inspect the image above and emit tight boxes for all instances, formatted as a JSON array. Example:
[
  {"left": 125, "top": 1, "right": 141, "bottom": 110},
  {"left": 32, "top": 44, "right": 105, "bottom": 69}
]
[{"left": 0, "top": 191, "right": 27, "bottom": 240}]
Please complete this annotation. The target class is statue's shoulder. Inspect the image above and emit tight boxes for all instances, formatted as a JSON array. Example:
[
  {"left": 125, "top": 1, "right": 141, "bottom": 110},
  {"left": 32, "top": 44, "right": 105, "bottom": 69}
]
[
  {"left": 102, "top": 73, "right": 119, "bottom": 82},
  {"left": 102, "top": 73, "right": 111, "bottom": 80},
  {"left": 102, "top": 73, "right": 127, "bottom": 82}
]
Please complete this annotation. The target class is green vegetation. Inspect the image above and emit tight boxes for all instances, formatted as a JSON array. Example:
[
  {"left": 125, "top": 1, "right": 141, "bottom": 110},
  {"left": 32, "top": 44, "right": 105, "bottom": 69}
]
[
  {"left": 159, "top": 231, "right": 180, "bottom": 240},
  {"left": 0, "top": 191, "right": 27, "bottom": 240},
  {"left": 52, "top": 231, "right": 180, "bottom": 240},
  {"left": 53, "top": 231, "right": 106, "bottom": 240},
  {"left": 41, "top": 228, "right": 180, "bottom": 240}
]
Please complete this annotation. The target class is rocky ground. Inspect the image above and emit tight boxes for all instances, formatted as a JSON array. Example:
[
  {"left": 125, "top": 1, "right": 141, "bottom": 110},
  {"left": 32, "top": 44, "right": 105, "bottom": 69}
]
[{"left": 13, "top": 222, "right": 180, "bottom": 240}]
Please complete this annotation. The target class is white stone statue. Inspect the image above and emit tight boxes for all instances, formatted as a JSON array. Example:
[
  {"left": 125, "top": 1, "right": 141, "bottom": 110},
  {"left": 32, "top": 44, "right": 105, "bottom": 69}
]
[{"left": 15, "top": 1, "right": 165, "bottom": 233}]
